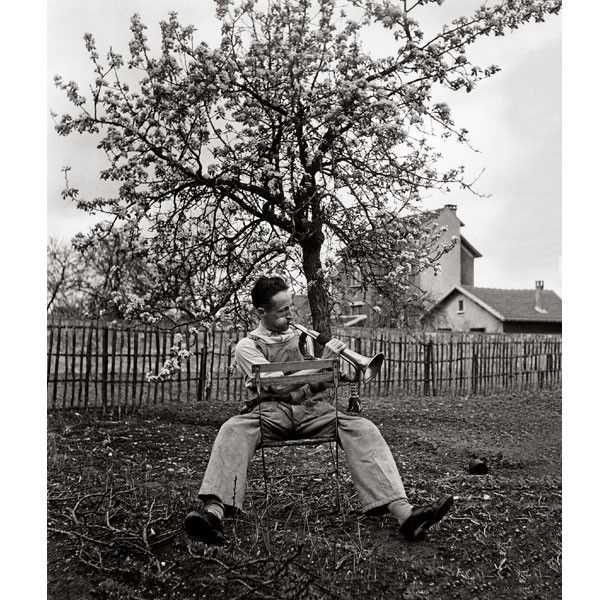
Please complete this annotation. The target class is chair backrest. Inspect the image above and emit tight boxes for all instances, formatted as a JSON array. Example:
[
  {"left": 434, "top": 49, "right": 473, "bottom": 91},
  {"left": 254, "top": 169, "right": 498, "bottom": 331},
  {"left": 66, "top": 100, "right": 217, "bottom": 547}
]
[{"left": 252, "top": 359, "right": 340, "bottom": 395}]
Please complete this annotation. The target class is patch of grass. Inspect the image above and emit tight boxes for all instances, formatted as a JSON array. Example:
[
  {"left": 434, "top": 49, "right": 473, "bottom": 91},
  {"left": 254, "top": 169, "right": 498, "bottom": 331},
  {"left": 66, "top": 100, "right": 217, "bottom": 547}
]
[{"left": 48, "top": 390, "right": 561, "bottom": 599}]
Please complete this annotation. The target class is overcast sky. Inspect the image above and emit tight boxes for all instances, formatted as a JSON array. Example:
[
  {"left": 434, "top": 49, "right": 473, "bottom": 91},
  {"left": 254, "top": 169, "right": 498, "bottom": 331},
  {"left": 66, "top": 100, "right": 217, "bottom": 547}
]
[{"left": 47, "top": 0, "right": 562, "bottom": 295}]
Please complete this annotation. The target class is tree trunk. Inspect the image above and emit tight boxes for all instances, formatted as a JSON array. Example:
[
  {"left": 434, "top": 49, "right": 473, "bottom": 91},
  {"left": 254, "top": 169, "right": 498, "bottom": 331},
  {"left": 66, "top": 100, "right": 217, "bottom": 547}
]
[{"left": 301, "top": 234, "right": 332, "bottom": 339}]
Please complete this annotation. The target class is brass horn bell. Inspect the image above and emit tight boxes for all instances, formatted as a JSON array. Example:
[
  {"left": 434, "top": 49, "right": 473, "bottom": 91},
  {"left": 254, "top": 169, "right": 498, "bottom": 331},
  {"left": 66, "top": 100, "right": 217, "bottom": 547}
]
[{"left": 291, "top": 323, "right": 384, "bottom": 384}]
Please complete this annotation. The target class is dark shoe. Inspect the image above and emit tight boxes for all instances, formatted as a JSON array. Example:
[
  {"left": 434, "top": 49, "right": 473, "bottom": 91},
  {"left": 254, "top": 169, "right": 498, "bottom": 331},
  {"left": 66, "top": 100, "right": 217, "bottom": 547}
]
[
  {"left": 399, "top": 505, "right": 435, "bottom": 541},
  {"left": 184, "top": 510, "right": 225, "bottom": 545},
  {"left": 400, "top": 494, "right": 454, "bottom": 541},
  {"left": 428, "top": 493, "right": 454, "bottom": 527}
]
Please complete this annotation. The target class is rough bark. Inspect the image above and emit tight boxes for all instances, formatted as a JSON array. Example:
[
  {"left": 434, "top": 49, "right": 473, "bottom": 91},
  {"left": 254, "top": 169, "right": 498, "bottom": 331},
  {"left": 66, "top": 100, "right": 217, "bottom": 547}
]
[{"left": 301, "top": 231, "right": 332, "bottom": 340}]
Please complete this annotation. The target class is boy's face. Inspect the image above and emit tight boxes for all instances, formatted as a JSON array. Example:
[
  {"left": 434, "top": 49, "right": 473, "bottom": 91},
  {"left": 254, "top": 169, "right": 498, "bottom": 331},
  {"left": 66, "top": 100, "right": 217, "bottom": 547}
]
[{"left": 258, "top": 289, "right": 294, "bottom": 333}]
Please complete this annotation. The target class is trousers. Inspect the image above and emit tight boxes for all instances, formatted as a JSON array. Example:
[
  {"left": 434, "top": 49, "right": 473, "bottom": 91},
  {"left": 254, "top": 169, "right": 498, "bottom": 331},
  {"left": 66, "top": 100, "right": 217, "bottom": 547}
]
[{"left": 197, "top": 400, "right": 410, "bottom": 513}]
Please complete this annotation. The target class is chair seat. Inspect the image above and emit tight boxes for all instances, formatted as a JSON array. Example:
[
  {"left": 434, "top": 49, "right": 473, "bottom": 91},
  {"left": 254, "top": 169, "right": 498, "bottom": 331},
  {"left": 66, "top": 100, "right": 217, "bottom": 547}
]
[
  {"left": 252, "top": 358, "right": 342, "bottom": 509},
  {"left": 257, "top": 436, "right": 337, "bottom": 449}
]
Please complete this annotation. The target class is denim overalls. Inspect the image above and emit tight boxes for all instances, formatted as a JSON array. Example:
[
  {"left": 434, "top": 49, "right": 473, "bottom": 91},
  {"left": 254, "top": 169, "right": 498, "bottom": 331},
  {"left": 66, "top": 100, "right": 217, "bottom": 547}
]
[{"left": 197, "top": 331, "right": 410, "bottom": 513}]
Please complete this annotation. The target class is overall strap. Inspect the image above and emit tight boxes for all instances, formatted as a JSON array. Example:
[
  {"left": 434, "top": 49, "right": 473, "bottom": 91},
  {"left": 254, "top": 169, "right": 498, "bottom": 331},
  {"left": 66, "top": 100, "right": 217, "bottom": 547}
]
[{"left": 247, "top": 334, "right": 269, "bottom": 361}]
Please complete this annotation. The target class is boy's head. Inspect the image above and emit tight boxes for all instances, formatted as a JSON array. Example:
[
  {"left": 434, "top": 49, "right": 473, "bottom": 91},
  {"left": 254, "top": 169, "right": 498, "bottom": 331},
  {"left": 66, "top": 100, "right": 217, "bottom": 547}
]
[{"left": 251, "top": 276, "right": 293, "bottom": 333}]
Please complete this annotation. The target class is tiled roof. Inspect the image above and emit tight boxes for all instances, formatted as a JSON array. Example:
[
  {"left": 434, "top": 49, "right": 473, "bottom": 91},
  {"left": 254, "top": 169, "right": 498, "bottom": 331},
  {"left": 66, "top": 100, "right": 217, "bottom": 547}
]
[{"left": 461, "top": 286, "right": 562, "bottom": 322}]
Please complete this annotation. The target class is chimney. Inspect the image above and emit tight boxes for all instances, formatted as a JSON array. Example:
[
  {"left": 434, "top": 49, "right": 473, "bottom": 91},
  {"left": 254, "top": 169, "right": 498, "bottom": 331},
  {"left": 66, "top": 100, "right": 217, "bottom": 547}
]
[{"left": 534, "top": 280, "right": 547, "bottom": 314}]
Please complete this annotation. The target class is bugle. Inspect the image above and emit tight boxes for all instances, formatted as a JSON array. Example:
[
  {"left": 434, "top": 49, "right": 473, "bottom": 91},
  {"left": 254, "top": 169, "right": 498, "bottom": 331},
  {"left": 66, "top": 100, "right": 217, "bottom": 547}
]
[{"left": 291, "top": 323, "right": 384, "bottom": 384}]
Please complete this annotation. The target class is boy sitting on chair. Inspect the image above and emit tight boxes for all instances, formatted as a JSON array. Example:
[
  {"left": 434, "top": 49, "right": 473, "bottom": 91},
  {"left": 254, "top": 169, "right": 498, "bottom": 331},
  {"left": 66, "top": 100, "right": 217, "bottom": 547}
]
[{"left": 185, "top": 275, "right": 453, "bottom": 544}]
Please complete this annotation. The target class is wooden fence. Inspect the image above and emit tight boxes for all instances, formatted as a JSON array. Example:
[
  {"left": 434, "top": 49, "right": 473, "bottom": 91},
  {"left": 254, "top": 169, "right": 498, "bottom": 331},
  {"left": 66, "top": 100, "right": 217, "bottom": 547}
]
[{"left": 47, "top": 320, "right": 561, "bottom": 412}]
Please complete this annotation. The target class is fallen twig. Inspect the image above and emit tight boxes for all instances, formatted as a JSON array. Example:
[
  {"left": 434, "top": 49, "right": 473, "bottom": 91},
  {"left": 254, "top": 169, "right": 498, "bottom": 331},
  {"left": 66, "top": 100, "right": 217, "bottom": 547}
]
[{"left": 49, "top": 526, "right": 114, "bottom": 547}]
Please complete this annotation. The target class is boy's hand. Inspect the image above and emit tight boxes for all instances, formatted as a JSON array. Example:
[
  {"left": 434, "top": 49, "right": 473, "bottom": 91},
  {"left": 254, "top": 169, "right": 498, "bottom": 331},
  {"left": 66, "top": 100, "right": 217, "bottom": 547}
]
[{"left": 321, "top": 338, "right": 347, "bottom": 360}]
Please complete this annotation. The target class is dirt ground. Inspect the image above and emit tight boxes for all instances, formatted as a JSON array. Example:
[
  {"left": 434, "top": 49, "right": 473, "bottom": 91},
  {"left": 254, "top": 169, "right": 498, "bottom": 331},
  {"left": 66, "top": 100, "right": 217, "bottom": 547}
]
[{"left": 47, "top": 388, "right": 561, "bottom": 599}]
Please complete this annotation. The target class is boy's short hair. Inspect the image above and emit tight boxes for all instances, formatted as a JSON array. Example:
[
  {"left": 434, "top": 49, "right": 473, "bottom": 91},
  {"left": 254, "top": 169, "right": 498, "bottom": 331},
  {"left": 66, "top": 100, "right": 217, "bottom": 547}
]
[{"left": 251, "top": 276, "right": 289, "bottom": 309}]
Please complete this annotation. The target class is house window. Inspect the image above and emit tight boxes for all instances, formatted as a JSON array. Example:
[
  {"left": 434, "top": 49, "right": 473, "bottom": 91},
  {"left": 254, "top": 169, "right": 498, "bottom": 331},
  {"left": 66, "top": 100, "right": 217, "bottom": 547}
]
[
  {"left": 349, "top": 266, "right": 362, "bottom": 288},
  {"left": 470, "top": 327, "right": 486, "bottom": 333},
  {"left": 457, "top": 299, "right": 464, "bottom": 313},
  {"left": 349, "top": 301, "right": 364, "bottom": 315}
]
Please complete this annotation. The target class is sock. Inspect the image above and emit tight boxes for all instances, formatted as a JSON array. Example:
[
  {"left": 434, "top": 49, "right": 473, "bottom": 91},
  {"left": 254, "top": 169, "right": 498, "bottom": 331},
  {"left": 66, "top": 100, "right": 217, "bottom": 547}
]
[
  {"left": 204, "top": 498, "right": 225, "bottom": 521},
  {"left": 388, "top": 498, "right": 414, "bottom": 526}
]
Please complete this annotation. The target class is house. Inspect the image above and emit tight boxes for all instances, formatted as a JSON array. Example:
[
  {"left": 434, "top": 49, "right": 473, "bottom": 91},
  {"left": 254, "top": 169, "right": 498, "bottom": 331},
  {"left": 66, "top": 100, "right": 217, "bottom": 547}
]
[
  {"left": 421, "top": 281, "right": 562, "bottom": 334},
  {"left": 333, "top": 204, "right": 482, "bottom": 326},
  {"left": 411, "top": 204, "right": 482, "bottom": 303}
]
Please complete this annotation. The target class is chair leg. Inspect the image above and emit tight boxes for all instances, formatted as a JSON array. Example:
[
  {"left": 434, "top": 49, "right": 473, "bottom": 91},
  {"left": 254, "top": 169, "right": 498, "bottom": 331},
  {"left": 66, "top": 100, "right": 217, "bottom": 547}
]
[
  {"left": 257, "top": 403, "right": 271, "bottom": 508},
  {"left": 328, "top": 441, "right": 342, "bottom": 514},
  {"left": 260, "top": 445, "right": 270, "bottom": 507}
]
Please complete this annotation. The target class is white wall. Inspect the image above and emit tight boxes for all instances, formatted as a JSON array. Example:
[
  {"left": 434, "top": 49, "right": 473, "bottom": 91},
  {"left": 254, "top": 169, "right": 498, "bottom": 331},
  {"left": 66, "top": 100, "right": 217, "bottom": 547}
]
[
  {"left": 418, "top": 207, "right": 463, "bottom": 302},
  {"left": 429, "top": 292, "right": 504, "bottom": 332}
]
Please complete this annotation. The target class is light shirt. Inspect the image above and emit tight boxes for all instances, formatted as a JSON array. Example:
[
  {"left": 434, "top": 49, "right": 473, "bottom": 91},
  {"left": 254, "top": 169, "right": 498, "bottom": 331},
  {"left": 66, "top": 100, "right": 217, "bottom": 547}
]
[
  {"left": 233, "top": 323, "right": 294, "bottom": 385},
  {"left": 233, "top": 323, "right": 314, "bottom": 388}
]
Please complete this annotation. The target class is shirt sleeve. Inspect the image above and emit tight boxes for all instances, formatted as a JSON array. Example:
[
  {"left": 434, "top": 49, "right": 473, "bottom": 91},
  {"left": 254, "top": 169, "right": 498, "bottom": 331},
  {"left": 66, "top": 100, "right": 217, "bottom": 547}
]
[{"left": 233, "top": 337, "right": 268, "bottom": 382}]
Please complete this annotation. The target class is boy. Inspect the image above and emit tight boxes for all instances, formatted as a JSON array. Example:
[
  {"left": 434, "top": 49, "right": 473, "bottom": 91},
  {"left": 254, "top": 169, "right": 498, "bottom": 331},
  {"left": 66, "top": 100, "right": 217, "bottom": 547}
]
[{"left": 185, "top": 275, "right": 453, "bottom": 544}]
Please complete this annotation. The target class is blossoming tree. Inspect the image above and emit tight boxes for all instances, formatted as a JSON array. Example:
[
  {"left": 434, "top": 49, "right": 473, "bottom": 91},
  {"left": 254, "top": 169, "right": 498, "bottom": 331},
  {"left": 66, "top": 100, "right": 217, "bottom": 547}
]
[
  {"left": 54, "top": 0, "right": 561, "bottom": 334},
  {"left": 47, "top": 228, "right": 154, "bottom": 319}
]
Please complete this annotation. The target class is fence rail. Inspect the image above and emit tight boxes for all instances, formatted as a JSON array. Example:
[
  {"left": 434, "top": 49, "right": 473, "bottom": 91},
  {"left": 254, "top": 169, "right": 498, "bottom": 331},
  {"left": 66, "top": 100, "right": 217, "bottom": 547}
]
[{"left": 47, "top": 320, "right": 561, "bottom": 413}]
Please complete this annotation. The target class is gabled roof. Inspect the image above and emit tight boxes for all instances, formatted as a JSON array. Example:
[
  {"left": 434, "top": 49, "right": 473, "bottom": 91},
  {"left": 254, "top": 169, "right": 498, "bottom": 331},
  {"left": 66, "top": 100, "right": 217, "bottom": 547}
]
[
  {"left": 428, "top": 285, "right": 562, "bottom": 323},
  {"left": 339, "top": 314, "right": 368, "bottom": 326},
  {"left": 460, "top": 236, "right": 482, "bottom": 258},
  {"left": 421, "top": 205, "right": 465, "bottom": 227}
]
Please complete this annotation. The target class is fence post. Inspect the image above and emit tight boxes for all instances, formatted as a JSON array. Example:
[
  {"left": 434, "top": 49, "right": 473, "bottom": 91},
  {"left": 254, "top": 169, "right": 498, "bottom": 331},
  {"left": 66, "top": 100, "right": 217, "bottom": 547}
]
[
  {"left": 47, "top": 324, "right": 54, "bottom": 383},
  {"left": 556, "top": 337, "right": 561, "bottom": 387},
  {"left": 197, "top": 328, "right": 208, "bottom": 402},
  {"left": 457, "top": 339, "right": 463, "bottom": 395},
  {"left": 52, "top": 321, "right": 62, "bottom": 409},
  {"left": 84, "top": 324, "right": 93, "bottom": 411},
  {"left": 160, "top": 329, "right": 168, "bottom": 404},
  {"left": 109, "top": 325, "right": 117, "bottom": 412},
  {"left": 77, "top": 325, "right": 86, "bottom": 409},
  {"left": 427, "top": 339, "right": 436, "bottom": 396},
  {"left": 448, "top": 338, "right": 453, "bottom": 395},
  {"left": 153, "top": 329, "right": 161, "bottom": 405},
  {"left": 523, "top": 338, "right": 529, "bottom": 390},
  {"left": 140, "top": 326, "right": 148, "bottom": 407},
  {"left": 216, "top": 326, "right": 225, "bottom": 400},
  {"left": 47, "top": 324, "right": 55, "bottom": 409},
  {"left": 101, "top": 325, "right": 109, "bottom": 415},
  {"left": 226, "top": 340, "right": 233, "bottom": 401},
  {"left": 423, "top": 338, "right": 430, "bottom": 396},
  {"left": 472, "top": 342, "right": 478, "bottom": 396},
  {"left": 61, "top": 325, "right": 69, "bottom": 409},
  {"left": 70, "top": 325, "right": 77, "bottom": 408}
]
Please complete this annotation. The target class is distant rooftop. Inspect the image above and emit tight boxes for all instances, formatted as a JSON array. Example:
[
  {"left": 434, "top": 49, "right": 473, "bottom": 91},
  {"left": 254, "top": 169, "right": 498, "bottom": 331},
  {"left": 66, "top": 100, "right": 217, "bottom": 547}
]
[{"left": 461, "top": 285, "right": 562, "bottom": 322}]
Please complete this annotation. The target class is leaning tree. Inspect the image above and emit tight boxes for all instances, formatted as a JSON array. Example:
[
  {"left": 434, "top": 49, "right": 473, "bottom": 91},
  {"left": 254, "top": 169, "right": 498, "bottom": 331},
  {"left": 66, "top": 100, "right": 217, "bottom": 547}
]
[{"left": 54, "top": 0, "right": 561, "bottom": 333}]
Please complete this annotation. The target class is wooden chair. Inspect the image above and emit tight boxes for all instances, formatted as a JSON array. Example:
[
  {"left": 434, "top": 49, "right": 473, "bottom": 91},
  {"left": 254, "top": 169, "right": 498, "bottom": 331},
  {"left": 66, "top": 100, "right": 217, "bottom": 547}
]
[{"left": 251, "top": 359, "right": 342, "bottom": 509}]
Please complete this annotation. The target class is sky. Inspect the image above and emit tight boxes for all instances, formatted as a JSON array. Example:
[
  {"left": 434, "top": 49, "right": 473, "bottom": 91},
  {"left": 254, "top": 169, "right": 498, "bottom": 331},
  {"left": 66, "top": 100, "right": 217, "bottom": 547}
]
[{"left": 47, "top": 0, "right": 562, "bottom": 295}]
